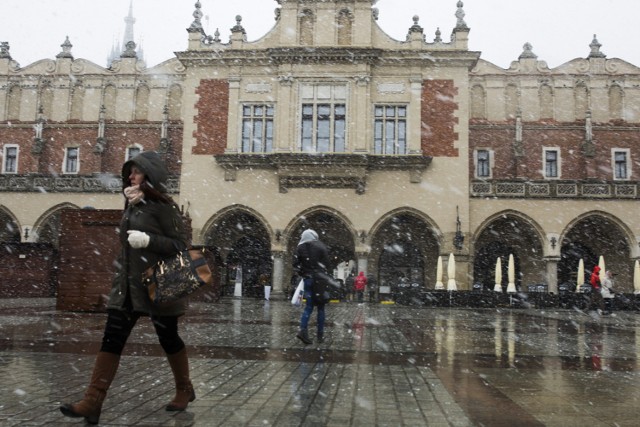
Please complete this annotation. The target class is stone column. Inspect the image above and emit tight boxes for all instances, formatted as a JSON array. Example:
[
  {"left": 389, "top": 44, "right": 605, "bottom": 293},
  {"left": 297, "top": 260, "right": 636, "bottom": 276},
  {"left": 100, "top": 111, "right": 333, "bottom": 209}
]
[
  {"left": 545, "top": 256, "right": 560, "bottom": 294},
  {"left": 356, "top": 252, "right": 368, "bottom": 275},
  {"left": 272, "top": 251, "right": 285, "bottom": 298}
]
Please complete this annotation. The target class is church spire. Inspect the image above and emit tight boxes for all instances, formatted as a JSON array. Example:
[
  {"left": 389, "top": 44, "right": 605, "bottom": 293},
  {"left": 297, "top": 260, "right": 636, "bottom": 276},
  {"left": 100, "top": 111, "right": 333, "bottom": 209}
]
[
  {"left": 123, "top": 0, "right": 136, "bottom": 50},
  {"left": 107, "top": 1, "right": 144, "bottom": 67}
]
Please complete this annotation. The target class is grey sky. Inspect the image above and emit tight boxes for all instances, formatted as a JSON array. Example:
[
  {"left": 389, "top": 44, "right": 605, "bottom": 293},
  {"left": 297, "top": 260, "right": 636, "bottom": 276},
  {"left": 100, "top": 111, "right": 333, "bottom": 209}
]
[{"left": 1, "top": 0, "right": 638, "bottom": 69}]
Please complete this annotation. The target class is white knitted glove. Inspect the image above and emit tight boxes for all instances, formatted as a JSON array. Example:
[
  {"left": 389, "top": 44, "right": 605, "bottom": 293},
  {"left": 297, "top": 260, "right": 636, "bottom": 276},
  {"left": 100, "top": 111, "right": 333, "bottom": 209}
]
[{"left": 127, "top": 230, "right": 150, "bottom": 249}]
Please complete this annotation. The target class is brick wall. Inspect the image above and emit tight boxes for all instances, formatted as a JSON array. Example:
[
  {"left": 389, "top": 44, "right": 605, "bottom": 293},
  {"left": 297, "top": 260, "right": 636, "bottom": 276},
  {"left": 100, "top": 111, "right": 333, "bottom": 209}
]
[
  {"left": 469, "top": 122, "right": 640, "bottom": 180},
  {"left": 421, "top": 80, "right": 459, "bottom": 157},
  {"left": 0, "top": 243, "right": 57, "bottom": 298},
  {"left": 56, "top": 209, "right": 220, "bottom": 312},
  {"left": 56, "top": 209, "right": 122, "bottom": 312},
  {"left": 192, "top": 79, "right": 229, "bottom": 155},
  {"left": 0, "top": 124, "right": 183, "bottom": 176}
]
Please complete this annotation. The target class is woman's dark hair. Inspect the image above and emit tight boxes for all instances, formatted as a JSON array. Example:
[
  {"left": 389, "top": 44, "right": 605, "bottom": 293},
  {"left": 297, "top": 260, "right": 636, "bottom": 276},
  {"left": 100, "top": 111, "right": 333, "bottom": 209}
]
[{"left": 139, "top": 180, "right": 175, "bottom": 205}]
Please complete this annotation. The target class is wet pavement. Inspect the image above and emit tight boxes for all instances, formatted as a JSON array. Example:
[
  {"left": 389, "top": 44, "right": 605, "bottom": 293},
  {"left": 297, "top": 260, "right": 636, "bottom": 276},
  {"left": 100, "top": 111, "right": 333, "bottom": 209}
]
[{"left": 0, "top": 297, "right": 639, "bottom": 426}]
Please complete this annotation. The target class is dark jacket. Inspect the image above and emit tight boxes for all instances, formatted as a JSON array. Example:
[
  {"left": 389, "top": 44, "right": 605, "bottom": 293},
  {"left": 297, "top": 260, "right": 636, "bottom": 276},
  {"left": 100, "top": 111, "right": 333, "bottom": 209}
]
[
  {"left": 294, "top": 240, "right": 330, "bottom": 278},
  {"left": 108, "top": 151, "right": 188, "bottom": 316}
]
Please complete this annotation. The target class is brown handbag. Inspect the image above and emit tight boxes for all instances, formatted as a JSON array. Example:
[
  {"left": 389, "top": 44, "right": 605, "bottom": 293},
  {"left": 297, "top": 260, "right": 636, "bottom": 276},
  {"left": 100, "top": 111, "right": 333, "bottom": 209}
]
[{"left": 142, "top": 248, "right": 213, "bottom": 304}]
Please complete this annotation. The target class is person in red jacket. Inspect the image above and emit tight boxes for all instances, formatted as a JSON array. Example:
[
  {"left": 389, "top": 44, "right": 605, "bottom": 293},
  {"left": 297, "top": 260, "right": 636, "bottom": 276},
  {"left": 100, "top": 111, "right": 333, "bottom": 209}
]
[
  {"left": 354, "top": 271, "right": 367, "bottom": 303},
  {"left": 589, "top": 265, "right": 605, "bottom": 314}
]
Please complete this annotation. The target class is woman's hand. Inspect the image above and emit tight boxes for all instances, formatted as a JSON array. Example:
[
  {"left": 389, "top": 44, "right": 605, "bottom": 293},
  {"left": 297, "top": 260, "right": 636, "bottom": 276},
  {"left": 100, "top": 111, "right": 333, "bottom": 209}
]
[{"left": 127, "top": 230, "right": 150, "bottom": 248}]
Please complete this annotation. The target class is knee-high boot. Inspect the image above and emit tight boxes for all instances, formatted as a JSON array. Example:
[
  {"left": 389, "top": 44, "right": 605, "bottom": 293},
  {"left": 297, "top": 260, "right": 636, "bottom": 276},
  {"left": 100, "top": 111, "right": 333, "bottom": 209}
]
[
  {"left": 59, "top": 351, "right": 121, "bottom": 425},
  {"left": 165, "top": 348, "right": 196, "bottom": 411}
]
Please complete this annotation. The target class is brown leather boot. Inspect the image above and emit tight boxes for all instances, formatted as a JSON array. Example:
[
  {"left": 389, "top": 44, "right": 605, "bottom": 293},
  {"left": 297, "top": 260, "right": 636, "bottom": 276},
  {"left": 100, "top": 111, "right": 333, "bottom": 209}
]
[
  {"left": 165, "top": 348, "right": 196, "bottom": 411},
  {"left": 59, "top": 351, "right": 121, "bottom": 425}
]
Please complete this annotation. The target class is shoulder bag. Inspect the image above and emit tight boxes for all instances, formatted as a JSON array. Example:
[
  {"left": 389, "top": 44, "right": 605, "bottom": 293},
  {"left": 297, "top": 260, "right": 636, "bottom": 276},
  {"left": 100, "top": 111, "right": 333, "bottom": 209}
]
[{"left": 143, "top": 248, "right": 213, "bottom": 305}]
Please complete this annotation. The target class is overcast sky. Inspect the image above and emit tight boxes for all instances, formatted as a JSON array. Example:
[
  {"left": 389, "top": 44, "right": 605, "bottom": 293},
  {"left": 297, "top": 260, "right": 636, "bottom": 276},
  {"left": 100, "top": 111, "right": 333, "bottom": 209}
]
[{"left": 0, "top": 0, "right": 638, "bottom": 69}]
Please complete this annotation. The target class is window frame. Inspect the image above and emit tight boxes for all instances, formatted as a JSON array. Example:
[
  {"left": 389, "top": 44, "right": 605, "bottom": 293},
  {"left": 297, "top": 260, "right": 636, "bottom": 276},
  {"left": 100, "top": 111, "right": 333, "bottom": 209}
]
[
  {"left": 125, "top": 144, "right": 143, "bottom": 161},
  {"left": 542, "top": 147, "right": 561, "bottom": 179},
  {"left": 373, "top": 104, "right": 408, "bottom": 155},
  {"left": 612, "top": 148, "right": 631, "bottom": 181},
  {"left": 299, "top": 83, "right": 348, "bottom": 153},
  {"left": 2, "top": 144, "right": 19, "bottom": 174},
  {"left": 63, "top": 146, "right": 80, "bottom": 174},
  {"left": 240, "top": 104, "right": 274, "bottom": 153},
  {"left": 473, "top": 148, "right": 493, "bottom": 179}
]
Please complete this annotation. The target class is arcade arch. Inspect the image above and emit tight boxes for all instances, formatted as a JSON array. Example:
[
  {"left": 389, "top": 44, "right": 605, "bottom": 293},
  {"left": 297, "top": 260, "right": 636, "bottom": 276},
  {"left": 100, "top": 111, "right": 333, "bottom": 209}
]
[
  {"left": 473, "top": 211, "right": 545, "bottom": 291},
  {"left": 34, "top": 203, "right": 79, "bottom": 248},
  {"left": 368, "top": 209, "right": 441, "bottom": 295},
  {"left": 558, "top": 212, "right": 633, "bottom": 291},
  {"left": 202, "top": 206, "right": 272, "bottom": 298},
  {"left": 0, "top": 206, "right": 20, "bottom": 242}
]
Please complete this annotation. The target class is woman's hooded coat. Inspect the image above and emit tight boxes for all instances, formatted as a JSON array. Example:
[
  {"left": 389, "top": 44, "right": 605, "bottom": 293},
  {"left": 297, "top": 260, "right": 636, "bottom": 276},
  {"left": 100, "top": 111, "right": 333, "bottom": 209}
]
[{"left": 108, "top": 151, "right": 188, "bottom": 316}]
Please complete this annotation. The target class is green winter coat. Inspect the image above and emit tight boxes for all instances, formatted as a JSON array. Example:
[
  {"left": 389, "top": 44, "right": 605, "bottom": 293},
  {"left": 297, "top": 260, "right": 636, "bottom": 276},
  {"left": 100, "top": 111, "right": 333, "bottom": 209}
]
[{"left": 107, "top": 151, "right": 188, "bottom": 317}]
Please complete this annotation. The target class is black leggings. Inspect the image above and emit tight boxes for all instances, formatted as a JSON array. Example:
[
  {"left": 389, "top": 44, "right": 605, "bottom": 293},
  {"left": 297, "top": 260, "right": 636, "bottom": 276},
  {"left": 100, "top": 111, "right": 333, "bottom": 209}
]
[{"left": 100, "top": 309, "right": 185, "bottom": 356}]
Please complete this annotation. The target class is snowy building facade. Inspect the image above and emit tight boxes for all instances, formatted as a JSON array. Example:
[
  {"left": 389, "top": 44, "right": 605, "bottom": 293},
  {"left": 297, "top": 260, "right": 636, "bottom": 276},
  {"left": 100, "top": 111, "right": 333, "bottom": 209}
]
[{"left": 1, "top": 0, "right": 639, "bottom": 298}]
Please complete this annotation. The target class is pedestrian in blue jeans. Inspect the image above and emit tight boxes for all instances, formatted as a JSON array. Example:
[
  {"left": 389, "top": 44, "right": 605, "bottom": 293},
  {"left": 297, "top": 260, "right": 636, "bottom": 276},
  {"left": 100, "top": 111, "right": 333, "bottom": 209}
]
[{"left": 294, "top": 229, "right": 330, "bottom": 345}]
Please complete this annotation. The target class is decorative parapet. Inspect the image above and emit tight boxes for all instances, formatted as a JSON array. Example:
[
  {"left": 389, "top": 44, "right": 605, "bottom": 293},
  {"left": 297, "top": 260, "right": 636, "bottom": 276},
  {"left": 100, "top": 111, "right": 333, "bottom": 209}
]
[
  {"left": 0, "top": 174, "right": 179, "bottom": 194},
  {"left": 471, "top": 180, "right": 638, "bottom": 199},
  {"left": 215, "top": 153, "right": 432, "bottom": 194}
]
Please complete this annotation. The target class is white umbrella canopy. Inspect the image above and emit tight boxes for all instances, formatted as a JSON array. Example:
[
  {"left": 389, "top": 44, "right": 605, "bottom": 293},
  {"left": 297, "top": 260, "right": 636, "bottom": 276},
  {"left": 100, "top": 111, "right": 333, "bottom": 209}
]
[
  {"left": 447, "top": 253, "right": 457, "bottom": 291},
  {"left": 435, "top": 255, "right": 444, "bottom": 290},
  {"left": 634, "top": 260, "right": 640, "bottom": 294},
  {"left": 494, "top": 257, "right": 503, "bottom": 292},
  {"left": 598, "top": 255, "right": 606, "bottom": 283},
  {"left": 506, "top": 254, "right": 517, "bottom": 293},
  {"left": 576, "top": 259, "right": 585, "bottom": 293}
]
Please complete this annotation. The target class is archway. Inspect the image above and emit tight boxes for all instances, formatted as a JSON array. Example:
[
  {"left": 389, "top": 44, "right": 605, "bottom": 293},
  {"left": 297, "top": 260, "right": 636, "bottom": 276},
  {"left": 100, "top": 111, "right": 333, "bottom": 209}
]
[
  {"left": 369, "top": 211, "right": 440, "bottom": 296},
  {"left": 285, "top": 209, "right": 355, "bottom": 297},
  {"left": 559, "top": 214, "right": 632, "bottom": 291},
  {"left": 203, "top": 208, "right": 272, "bottom": 298},
  {"left": 0, "top": 207, "right": 20, "bottom": 242},
  {"left": 473, "top": 213, "right": 544, "bottom": 291}
]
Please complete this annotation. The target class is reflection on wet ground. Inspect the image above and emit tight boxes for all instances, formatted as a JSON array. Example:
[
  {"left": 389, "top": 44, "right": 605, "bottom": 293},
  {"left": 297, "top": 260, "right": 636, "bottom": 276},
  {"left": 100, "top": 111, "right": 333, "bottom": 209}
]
[{"left": 1, "top": 297, "right": 639, "bottom": 426}]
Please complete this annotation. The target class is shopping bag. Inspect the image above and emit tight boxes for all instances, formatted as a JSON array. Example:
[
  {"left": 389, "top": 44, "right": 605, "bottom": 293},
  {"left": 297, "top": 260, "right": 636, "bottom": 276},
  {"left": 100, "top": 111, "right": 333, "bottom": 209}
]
[{"left": 291, "top": 278, "right": 304, "bottom": 306}]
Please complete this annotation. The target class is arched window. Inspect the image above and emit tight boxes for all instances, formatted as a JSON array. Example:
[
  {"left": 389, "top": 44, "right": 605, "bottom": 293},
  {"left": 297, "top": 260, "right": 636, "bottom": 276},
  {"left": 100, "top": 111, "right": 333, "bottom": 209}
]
[
  {"left": 103, "top": 85, "right": 117, "bottom": 121},
  {"left": 609, "top": 85, "right": 623, "bottom": 121},
  {"left": 470, "top": 85, "right": 486, "bottom": 119},
  {"left": 168, "top": 84, "right": 182, "bottom": 121},
  {"left": 70, "top": 85, "right": 84, "bottom": 121},
  {"left": 299, "top": 9, "right": 314, "bottom": 45},
  {"left": 135, "top": 85, "right": 150, "bottom": 121},
  {"left": 505, "top": 84, "right": 518, "bottom": 119},
  {"left": 539, "top": 85, "right": 553, "bottom": 119},
  {"left": 7, "top": 85, "right": 21, "bottom": 121},
  {"left": 337, "top": 9, "right": 353, "bottom": 46}
]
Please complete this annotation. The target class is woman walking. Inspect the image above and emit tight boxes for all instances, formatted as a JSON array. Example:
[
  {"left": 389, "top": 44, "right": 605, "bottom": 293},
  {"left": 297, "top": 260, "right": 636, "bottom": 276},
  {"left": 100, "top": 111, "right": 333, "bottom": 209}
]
[{"left": 60, "top": 151, "right": 194, "bottom": 424}]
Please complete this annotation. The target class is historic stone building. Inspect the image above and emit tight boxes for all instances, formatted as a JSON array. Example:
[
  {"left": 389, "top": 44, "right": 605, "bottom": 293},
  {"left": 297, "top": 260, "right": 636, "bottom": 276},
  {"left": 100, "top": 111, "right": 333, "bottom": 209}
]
[{"left": 1, "top": 0, "right": 639, "bottom": 300}]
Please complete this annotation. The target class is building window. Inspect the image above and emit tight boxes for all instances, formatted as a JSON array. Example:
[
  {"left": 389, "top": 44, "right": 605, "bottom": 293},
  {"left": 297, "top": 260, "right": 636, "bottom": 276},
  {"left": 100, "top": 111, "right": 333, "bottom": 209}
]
[
  {"left": 64, "top": 147, "right": 79, "bottom": 174},
  {"left": 126, "top": 145, "right": 142, "bottom": 161},
  {"left": 2, "top": 145, "right": 18, "bottom": 174},
  {"left": 613, "top": 149, "right": 631, "bottom": 180},
  {"left": 241, "top": 105, "right": 274, "bottom": 153},
  {"left": 300, "top": 84, "right": 347, "bottom": 153},
  {"left": 475, "top": 149, "right": 491, "bottom": 178},
  {"left": 543, "top": 148, "right": 560, "bottom": 178},
  {"left": 374, "top": 105, "right": 407, "bottom": 155}
]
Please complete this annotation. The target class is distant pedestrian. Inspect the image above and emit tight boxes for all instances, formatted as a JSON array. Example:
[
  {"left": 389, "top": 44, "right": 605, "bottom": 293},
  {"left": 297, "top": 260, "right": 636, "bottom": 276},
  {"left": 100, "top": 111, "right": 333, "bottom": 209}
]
[
  {"left": 354, "top": 271, "right": 367, "bottom": 303},
  {"left": 589, "top": 265, "right": 605, "bottom": 314},
  {"left": 345, "top": 273, "right": 355, "bottom": 302},
  {"left": 294, "top": 229, "right": 330, "bottom": 345},
  {"left": 601, "top": 270, "right": 615, "bottom": 314},
  {"left": 60, "top": 151, "right": 195, "bottom": 424},
  {"left": 367, "top": 274, "right": 377, "bottom": 302}
]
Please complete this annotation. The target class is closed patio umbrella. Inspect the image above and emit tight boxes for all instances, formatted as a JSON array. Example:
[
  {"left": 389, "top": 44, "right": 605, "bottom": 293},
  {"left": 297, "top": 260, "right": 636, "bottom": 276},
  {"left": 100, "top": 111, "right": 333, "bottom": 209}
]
[
  {"left": 447, "top": 253, "right": 457, "bottom": 291},
  {"left": 494, "top": 257, "right": 503, "bottom": 292},
  {"left": 435, "top": 255, "right": 444, "bottom": 290},
  {"left": 506, "top": 254, "right": 516, "bottom": 293}
]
